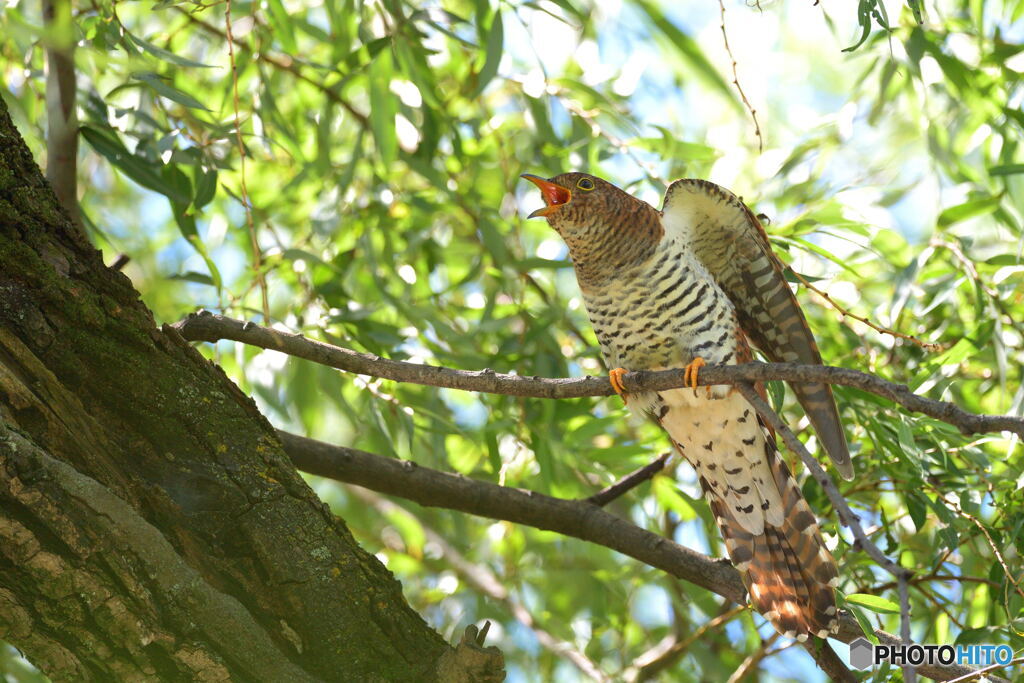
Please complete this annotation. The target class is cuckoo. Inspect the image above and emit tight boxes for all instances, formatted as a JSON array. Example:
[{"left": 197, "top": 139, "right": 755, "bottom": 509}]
[{"left": 523, "top": 171, "right": 852, "bottom": 641}]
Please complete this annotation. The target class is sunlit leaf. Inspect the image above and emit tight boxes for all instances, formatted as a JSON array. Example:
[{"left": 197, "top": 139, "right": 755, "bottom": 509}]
[
  {"left": 938, "top": 195, "right": 1002, "bottom": 227},
  {"left": 368, "top": 49, "right": 398, "bottom": 165},
  {"left": 132, "top": 72, "right": 211, "bottom": 111},
  {"left": 472, "top": 9, "right": 503, "bottom": 97},
  {"left": 845, "top": 593, "right": 901, "bottom": 615}
]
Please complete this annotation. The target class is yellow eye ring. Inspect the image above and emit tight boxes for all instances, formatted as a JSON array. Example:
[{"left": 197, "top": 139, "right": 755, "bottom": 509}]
[{"left": 577, "top": 178, "right": 595, "bottom": 191}]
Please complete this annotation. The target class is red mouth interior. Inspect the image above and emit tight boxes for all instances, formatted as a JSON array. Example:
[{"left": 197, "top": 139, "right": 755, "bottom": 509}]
[{"left": 541, "top": 183, "right": 571, "bottom": 207}]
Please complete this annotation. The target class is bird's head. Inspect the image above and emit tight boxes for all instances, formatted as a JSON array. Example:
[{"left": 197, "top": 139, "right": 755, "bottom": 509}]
[
  {"left": 520, "top": 172, "right": 630, "bottom": 236},
  {"left": 520, "top": 171, "right": 663, "bottom": 285}
]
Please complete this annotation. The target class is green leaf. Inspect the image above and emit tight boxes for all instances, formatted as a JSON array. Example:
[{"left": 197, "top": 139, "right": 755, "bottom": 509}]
[
  {"left": 193, "top": 168, "right": 218, "bottom": 210},
  {"left": 845, "top": 593, "right": 901, "bottom": 614},
  {"left": 846, "top": 604, "right": 880, "bottom": 643},
  {"left": 776, "top": 236, "right": 862, "bottom": 277},
  {"left": 525, "top": 95, "right": 558, "bottom": 144},
  {"left": 907, "top": 0, "right": 924, "bottom": 23},
  {"left": 937, "top": 194, "right": 1001, "bottom": 227},
  {"left": 906, "top": 492, "right": 928, "bottom": 532},
  {"left": 514, "top": 257, "right": 571, "bottom": 270},
  {"left": 168, "top": 271, "right": 215, "bottom": 285},
  {"left": 652, "top": 477, "right": 696, "bottom": 521},
  {"left": 162, "top": 164, "right": 192, "bottom": 207},
  {"left": 132, "top": 72, "right": 211, "bottom": 111},
  {"left": 843, "top": 0, "right": 876, "bottom": 52},
  {"left": 473, "top": 9, "right": 503, "bottom": 96},
  {"left": 989, "top": 163, "right": 1024, "bottom": 176},
  {"left": 368, "top": 50, "right": 398, "bottom": 165},
  {"left": 124, "top": 32, "right": 213, "bottom": 68},
  {"left": 341, "top": 37, "right": 391, "bottom": 71},
  {"left": 266, "top": 0, "right": 298, "bottom": 53},
  {"left": 81, "top": 125, "right": 189, "bottom": 203}
]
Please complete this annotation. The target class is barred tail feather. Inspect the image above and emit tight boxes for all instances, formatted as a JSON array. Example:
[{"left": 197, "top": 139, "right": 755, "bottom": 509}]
[{"left": 705, "top": 441, "right": 839, "bottom": 640}]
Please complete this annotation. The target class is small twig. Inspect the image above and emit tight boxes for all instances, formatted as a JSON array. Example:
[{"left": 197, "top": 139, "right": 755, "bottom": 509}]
[
  {"left": 725, "top": 632, "right": 781, "bottom": 683},
  {"left": 787, "top": 268, "right": 942, "bottom": 351},
  {"left": 944, "top": 657, "right": 1024, "bottom": 683},
  {"left": 915, "top": 583, "right": 966, "bottom": 630},
  {"left": 899, "top": 571, "right": 917, "bottom": 683},
  {"left": 868, "top": 572, "right": 999, "bottom": 593},
  {"left": 624, "top": 605, "right": 746, "bottom": 681},
  {"left": 224, "top": 0, "right": 269, "bottom": 322},
  {"left": 950, "top": 498, "right": 1024, "bottom": 602},
  {"left": 718, "top": 0, "right": 763, "bottom": 153},
  {"left": 586, "top": 452, "right": 670, "bottom": 507},
  {"left": 171, "top": 312, "right": 1024, "bottom": 439}
]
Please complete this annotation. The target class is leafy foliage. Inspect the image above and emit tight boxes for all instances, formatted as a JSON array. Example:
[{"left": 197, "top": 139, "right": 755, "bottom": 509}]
[{"left": 2, "top": 0, "right": 1022, "bottom": 680}]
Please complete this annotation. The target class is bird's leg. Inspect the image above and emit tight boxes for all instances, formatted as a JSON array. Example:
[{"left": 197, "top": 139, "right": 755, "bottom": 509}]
[
  {"left": 683, "top": 357, "right": 706, "bottom": 396},
  {"left": 608, "top": 367, "right": 630, "bottom": 404}
]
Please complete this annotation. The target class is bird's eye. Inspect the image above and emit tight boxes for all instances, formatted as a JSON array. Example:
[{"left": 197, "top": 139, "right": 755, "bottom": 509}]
[{"left": 576, "top": 178, "right": 595, "bottom": 191}]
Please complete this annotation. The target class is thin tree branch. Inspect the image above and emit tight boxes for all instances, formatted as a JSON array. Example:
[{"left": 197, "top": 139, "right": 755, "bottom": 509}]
[
  {"left": 172, "top": 312, "right": 1024, "bottom": 439},
  {"left": 787, "top": 266, "right": 942, "bottom": 351},
  {"left": 867, "top": 573, "right": 999, "bottom": 593},
  {"left": 945, "top": 657, "right": 1024, "bottom": 683},
  {"left": 624, "top": 605, "right": 746, "bottom": 682},
  {"left": 899, "top": 571, "right": 918, "bottom": 683},
  {"left": 725, "top": 633, "right": 782, "bottom": 683},
  {"left": 224, "top": 0, "right": 269, "bottom": 323},
  {"left": 278, "top": 430, "right": 1005, "bottom": 683},
  {"left": 586, "top": 452, "right": 670, "bottom": 507},
  {"left": 718, "top": 0, "right": 763, "bottom": 153},
  {"left": 42, "top": 0, "right": 82, "bottom": 232}
]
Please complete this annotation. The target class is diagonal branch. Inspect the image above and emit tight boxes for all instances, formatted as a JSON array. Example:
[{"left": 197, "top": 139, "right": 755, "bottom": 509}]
[
  {"left": 172, "top": 312, "right": 1024, "bottom": 439},
  {"left": 586, "top": 452, "right": 670, "bottom": 507},
  {"left": 278, "top": 430, "right": 1006, "bottom": 683}
]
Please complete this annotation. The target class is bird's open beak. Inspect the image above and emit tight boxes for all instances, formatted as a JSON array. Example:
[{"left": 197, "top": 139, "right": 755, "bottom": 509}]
[{"left": 521, "top": 174, "right": 571, "bottom": 218}]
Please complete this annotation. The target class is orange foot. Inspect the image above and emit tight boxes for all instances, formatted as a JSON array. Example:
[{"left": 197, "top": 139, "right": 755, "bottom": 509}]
[
  {"left": 684, "top": 357, "right": 706, "bottom": 393},
  {"left": 609, "top": 367, "right": 630, "bottom": 404}
]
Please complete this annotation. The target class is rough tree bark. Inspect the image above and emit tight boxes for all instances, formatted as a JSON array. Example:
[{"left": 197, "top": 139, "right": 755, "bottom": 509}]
[{"left": 0, "top": 97, "right": 469, "bottom": 680}]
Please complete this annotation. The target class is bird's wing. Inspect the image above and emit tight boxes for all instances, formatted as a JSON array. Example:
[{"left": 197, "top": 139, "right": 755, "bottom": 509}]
[{"left": 661, "top": 178, "right": 853, "bottom": 480}]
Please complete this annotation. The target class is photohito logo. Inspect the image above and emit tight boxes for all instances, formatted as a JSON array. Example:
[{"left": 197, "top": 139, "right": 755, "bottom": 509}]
[{"left": 848, "top": 637, "right": 1013, "bottom": 670}]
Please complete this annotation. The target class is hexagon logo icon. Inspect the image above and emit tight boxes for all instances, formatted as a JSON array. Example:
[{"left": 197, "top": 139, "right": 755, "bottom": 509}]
[{"left": 849, "top": 637, "right": 874, "bottom": 670}]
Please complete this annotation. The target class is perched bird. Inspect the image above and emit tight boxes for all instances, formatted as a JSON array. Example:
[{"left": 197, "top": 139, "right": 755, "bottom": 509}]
[{"left": 523, "top": 171, "right": 852, "bottom": 640}]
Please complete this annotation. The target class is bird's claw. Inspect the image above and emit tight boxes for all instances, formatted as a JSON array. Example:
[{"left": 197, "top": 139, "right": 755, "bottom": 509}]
[
  {"left": 684, "top": 357, "right": 706, "bottom": 394},
  {"left": 609, "top": 367, "right": 629, "bottom": 404}
]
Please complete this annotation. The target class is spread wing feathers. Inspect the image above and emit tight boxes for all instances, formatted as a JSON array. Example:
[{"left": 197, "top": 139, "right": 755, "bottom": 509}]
[
  {"left": 704, "top": 434, "right": 839, "bottom": 639},
  {"left": 661, "top": 179, "right": 853, "bottom": 480}
]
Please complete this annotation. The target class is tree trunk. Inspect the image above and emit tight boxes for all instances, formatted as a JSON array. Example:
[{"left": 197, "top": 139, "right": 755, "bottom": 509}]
[{"left": 0, "top": 96, "right": 451, "bottom": 680}]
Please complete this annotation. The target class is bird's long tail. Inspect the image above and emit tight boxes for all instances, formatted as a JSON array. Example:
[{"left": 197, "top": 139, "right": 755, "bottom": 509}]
[{"left": 704, "top": 441, "right": 840, "bottom": 640}]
